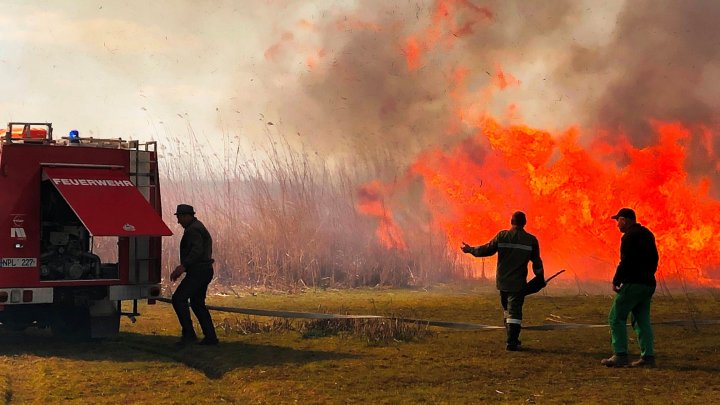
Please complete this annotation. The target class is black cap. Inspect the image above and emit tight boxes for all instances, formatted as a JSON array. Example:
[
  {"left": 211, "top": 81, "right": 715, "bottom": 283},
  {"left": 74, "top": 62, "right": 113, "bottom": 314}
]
[
  {"left": 611, "top": 207, "right": 636, "bottom": 221},
  {"left": 511, "top": 211, "right": 527, "bottom": 227},
  {"left": 174, "top": 204, "right": 195, "bottom": 215}
]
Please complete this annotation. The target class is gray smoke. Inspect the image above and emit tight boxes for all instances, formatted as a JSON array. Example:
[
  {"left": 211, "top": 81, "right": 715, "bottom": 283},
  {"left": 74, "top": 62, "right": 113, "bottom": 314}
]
[
  {"left": 561, "top": 0, "right": 720, "bottom": 193},
  {"left": 7, "top": 1, "right": 716, "bottom": 188},
  {"left": 252, "top": 0, "right": 719, "bottom": 190}
]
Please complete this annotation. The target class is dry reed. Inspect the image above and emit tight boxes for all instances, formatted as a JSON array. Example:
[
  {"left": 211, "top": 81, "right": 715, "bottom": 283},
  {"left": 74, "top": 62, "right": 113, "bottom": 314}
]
[{"left": 158, "top": 125, "right": 472, "bottom": 290}]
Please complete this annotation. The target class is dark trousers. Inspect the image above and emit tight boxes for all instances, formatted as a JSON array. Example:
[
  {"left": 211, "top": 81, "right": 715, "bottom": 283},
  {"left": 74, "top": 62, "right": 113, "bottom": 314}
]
[
  {"left": 500, "top": 291, "right": 525, "bottom": 322},
  {"left": 172, "top": 267, "right": 217, "bottom": 341},
  {"left": 500, "top": 291, "right": 525, "bottom": 346}
]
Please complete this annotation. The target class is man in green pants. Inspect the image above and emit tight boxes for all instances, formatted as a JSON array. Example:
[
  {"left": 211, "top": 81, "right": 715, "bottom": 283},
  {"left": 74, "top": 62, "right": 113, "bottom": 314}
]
[
  {"left": 602, "top": 208, "right": 659, "bottom": 367},
  {"left": 462, "top": 211, "right": 544, "bottom": 351}
]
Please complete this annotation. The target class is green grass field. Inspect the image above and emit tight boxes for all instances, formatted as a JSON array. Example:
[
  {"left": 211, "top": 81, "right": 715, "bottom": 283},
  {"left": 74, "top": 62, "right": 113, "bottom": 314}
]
[{"left": 1, "top": 287, "right": 719, "bottom": 404}]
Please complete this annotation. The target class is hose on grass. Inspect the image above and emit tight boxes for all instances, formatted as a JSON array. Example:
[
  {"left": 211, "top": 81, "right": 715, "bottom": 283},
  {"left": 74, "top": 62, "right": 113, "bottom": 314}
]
[{"left": 155, "top": 297, "right": 720, "bottom": 331}]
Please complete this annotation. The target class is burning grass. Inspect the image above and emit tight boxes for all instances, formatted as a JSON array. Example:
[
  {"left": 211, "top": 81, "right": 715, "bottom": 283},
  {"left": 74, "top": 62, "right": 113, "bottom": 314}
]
[
  {"left": 155, "top": 0, "right": 720, "bottom": 291},
  {"left": 156, "top": 120, "right": 720, "bottom": 293}
]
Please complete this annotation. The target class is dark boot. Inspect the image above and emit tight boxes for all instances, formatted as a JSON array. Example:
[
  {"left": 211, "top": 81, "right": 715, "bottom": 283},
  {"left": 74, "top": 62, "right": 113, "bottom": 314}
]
[
  {"left": 197, "top": 317, "right": 218, "bottom": 344},
  {"left": 190, "top": 300, "right": 217, "bottom": 344},
  {"left": 175, "top": 332, "right": 198, "bottom": 347},
  {"left": 199, "top": 337, "right": 219, "bottom": 346},
  {"left": 601, "top": 353, "right": 629, "bottom": 367},
  {"left": 506, "top": 324, "right": 522, "bottom": 351},
  {"left": 631, "top": 355, "right": 656, "bottom": 368},
  {"left": 172, "top": 296, "right": 197, "bottom": 345}
]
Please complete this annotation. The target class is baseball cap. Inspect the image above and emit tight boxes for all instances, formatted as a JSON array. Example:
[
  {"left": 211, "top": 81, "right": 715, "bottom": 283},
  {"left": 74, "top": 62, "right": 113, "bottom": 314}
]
[{"left": 611, "top": 207, "right": 636, "bottom": 221}]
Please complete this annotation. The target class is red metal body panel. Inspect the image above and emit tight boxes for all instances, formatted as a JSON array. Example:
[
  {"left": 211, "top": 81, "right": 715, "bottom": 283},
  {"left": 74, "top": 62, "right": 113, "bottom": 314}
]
[
  {"left": 43, "top": 167, "right": 171, "bottom": 236},
  {"left": 0, "top": 142, "right": 168, "bottom": 288}
]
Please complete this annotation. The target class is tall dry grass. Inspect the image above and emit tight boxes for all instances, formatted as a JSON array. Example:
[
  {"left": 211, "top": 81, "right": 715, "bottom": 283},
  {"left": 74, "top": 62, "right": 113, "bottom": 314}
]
[{"left": 158, "top": 125, "right": 473, "bottom": 290}]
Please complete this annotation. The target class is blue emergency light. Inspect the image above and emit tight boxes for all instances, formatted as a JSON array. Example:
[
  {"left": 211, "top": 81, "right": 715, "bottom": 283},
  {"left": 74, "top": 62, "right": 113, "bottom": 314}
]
[{"left": 69, "top": 129, "right": 80, "bottom": 143}]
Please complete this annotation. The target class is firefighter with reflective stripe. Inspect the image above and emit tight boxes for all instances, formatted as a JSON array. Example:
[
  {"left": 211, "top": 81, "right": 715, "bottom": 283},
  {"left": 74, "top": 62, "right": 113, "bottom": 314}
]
[
  {"left": 601, "top": 208, "right": 658, "bottom": 368},
  {"left": 170, "top": 204, "right": 219, "bottom": 346},
  {"left": 461, "top": 211, "right": 544, "bottom": 351}
]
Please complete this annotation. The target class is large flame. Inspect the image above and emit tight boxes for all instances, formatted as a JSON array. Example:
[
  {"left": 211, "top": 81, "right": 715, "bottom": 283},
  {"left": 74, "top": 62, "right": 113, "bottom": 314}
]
[
  {"left": 406, "top": 115, "right": 720, "bottom": 286},
  {"left": 263, "top": 0, "right": 720, "bottom": 286},
  {"left": 355, "top": 0, "right": 720, "bottom": 286}
]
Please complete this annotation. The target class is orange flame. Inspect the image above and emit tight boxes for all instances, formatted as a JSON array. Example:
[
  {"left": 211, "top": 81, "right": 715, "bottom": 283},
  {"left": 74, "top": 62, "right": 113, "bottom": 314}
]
[
  {"left": 402, "top": 0, "right": 493, "bottom": 70},
  {"left": 360, "top": 2, "right": 720, "bottom": 286},
  {"left": 268, "top": 1, "right": 720, "bottom": 285},
  {"left": 356, "top": 181, "right": 408, "bottom": 250},
  {"left": 406, "top": 114, "right": 720, "bottom": 285}
]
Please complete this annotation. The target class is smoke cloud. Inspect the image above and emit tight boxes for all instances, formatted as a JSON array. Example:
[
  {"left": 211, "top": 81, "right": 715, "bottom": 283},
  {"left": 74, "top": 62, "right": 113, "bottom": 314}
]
[
  {"left": 3, "top": 1, "right": 718, "bottom": 189},
  {"left": 251, "top": 0, "right": 719, "bottom": 189}
]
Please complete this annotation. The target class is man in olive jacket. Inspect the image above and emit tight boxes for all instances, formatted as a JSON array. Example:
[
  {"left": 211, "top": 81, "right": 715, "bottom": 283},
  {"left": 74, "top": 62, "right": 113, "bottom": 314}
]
[
  {"left": 461, "top": 211, "right": 544, "bottom": 351},
  {"left": 170, "top": 204, "right": 219, "bottom": 346},
  {"left": 601, "top": 207, "right": 658, "bottom": 367}
]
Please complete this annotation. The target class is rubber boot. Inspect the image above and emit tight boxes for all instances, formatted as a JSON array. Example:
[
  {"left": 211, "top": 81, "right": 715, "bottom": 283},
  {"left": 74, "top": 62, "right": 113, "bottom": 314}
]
[
  {"left": 631, "top": 355, "right": 655, "bottom": 368},
  {"left": 506, "top": 324, "right": 522, "bottom": 351},
  {"left": 601, "top": 353, "right": 628, "bottom": 367}
]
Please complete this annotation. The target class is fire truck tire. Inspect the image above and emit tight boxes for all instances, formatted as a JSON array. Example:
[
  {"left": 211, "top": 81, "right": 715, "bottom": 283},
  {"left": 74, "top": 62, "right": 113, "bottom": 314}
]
[
  {"left": 2, "top": 319, "right": 32, "bottom": 332},
  {"left": 50, "top": 307, "right": 92, "bottom": 340}
]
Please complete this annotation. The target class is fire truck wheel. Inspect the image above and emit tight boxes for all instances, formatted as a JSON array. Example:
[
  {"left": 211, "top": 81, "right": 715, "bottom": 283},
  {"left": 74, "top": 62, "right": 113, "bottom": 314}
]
[
  {"left": 2, "top": 320, "right": 32, "bottom": 332},
  {"left": 50, "top": 307, "right": 92, "bottom": 340}
]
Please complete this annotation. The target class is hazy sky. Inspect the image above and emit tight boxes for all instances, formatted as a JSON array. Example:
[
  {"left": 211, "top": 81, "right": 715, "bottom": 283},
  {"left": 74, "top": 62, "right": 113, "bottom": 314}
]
[
  {"left": 1, "top": 1, "right": 357, "bottom": 145},
  {"left": 0, "top": 1, "right": 618, "bottom": 142}
]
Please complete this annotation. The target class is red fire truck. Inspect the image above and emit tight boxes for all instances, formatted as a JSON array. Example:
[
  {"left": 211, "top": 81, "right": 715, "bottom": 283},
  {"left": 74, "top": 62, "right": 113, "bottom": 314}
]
[{"left": 0, "top": 122, "right": 172, "bottom": 338}]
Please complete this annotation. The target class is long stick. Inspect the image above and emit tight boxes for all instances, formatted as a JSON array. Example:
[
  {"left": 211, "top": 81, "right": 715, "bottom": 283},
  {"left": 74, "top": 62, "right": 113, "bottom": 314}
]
[{"left": 545, "top": 269, "right": 566, "bottom": 283}]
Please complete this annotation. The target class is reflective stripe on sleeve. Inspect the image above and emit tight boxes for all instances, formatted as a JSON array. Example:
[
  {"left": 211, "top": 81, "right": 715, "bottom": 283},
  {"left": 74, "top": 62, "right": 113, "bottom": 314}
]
[
  {"left": 497, "top": 243, "right": 533, "bottom": 251},
  {"left": 506, "top": 318, "right": 522, "bottom": 325}
]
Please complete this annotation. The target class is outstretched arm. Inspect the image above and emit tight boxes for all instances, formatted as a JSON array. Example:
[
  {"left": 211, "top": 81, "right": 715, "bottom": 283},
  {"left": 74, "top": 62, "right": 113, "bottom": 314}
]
[{"left": 461, "top": 234, "right": 500, "bottom": 257}]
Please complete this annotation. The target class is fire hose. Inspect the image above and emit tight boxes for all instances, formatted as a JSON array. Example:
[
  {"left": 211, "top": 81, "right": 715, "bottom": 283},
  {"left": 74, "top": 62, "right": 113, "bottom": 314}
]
[
  {"left": 156, "top": 267, "right": 720, "bottom": 330},
  {"left": 155, "top": 295, "right": 720, "bottom": 332}
]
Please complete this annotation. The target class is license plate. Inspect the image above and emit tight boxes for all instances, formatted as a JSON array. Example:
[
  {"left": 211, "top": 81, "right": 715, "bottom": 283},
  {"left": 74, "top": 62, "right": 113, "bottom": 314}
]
[{"left": 0, "top": 258, "right": 37, "bottom": 268}]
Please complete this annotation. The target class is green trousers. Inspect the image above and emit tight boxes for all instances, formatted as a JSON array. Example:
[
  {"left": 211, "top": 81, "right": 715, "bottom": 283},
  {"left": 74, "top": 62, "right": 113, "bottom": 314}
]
[{"left": 608, "top": 283, "right": 655, "bottom": 356}]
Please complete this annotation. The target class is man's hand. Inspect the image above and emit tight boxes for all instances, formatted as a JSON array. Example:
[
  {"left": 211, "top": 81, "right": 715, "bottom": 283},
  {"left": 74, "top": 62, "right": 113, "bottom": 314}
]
[
  {"left": 461, "top": 242, "right": 472, "bottom": 254},
  {"left": 170, "top": 265, "right": 185, "bottom": 282},
  {"left": 612, "top": 284, "right": 621, "bottom": 293}
]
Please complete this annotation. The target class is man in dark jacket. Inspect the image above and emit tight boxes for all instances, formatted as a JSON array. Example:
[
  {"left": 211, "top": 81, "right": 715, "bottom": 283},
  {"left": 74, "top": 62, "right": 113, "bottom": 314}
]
[
  {"left": 170, "top": 204, "right": 219, "bottom": 346},
  {"left": 461, "top": 211, "right": 544, "bottom": 351},
  {"left": 601, "top": 208, "right": 658, "bottom": 367}
]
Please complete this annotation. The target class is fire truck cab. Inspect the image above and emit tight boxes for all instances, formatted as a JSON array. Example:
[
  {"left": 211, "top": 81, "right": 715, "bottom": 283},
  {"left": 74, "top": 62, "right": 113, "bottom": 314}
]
[{"left": 0, "top": 122, "right": 171, "bottom": 338}]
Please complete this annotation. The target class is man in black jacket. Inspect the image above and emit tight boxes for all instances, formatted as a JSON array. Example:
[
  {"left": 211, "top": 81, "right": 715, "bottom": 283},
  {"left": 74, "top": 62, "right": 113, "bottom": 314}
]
[
  {"left": 601, "top": 208, "right": 658, "bottom": 367},
  {"left": 461, "top": 211, "right": 544, "bottom": 351},
  {"left": 170, "top": 204, "right": 219, "bottom": 346}
]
